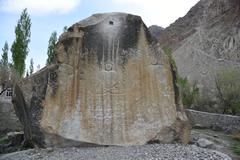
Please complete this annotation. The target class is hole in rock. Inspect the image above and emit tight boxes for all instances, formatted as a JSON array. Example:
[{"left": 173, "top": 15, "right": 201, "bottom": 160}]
[{"left": 109, "top": 21, "right": 114, "bottom": 25}]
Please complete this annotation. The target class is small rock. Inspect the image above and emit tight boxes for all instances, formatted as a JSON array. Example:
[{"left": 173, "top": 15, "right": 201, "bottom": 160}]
[
  {"left": 46, "top": 147, "right": 54, "bottom": 153},
  {"left": 193, "top": 124, "right": 206, "bottom": 129},
  {"left": 197, "top": 138, "right": 214, "bottom": 148}
]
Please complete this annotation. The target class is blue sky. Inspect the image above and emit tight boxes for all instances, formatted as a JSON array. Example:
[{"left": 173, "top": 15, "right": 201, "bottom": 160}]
[{"left": 0, "top": 0, "right": 199, "bottom": 72}]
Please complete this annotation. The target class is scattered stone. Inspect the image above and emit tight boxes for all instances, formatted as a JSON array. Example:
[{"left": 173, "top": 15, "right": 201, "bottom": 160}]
[
  {"left": 45, "top": 148, "right": 53, "bottom": 153},
  {"left": 190, "top": 128, "right": 240, "bottom": 159},
  {"left": 197, "top": 138, "right": 214, "bottom": 148},
  {"left": 193, "top": 124, "right": 206, "bottom": 130},
  {"left": 0, "top": 144, "right": 232, "bottom": 160}
]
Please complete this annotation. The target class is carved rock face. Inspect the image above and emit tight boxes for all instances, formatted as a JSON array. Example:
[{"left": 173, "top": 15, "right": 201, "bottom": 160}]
[{"left": 13, "top": 13, "right": 189, "bottom": 147}]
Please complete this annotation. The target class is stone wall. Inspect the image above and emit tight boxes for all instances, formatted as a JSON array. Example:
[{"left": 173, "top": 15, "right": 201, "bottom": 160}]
[
  {"left": 186, "top": 109, "right": 240, "bottom": 133},
  {"left": 0, "top": 101, "right": 22, "bottom": 134}
]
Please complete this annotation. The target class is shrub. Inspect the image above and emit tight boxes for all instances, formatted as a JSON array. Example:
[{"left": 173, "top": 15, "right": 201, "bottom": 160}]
[
  {"left": 232, "top": 142, "right": 240, "bottom": 155},
  {"left": 177, "top": 76, "right": 199, "bottom": 108},
  {"left": 162, "top": 47, "right": 177, "bottom": 71},
  {"left": 0, "top": 136, "right": 9, "bottom": 145},
  {"left": 215, "top": 67, "right": 240, "bottom": 115},
  {"left": 231, "top": 133, "right": 240, "bottom": 156},
  {"left": 163, "top": 47, "right": 199, "bottom": 108}
]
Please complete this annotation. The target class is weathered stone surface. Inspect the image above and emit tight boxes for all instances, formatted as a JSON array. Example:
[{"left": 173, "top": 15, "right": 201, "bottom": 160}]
[
  {"left": 156, "top": 0, "right": 240, "bottom": 97},
  {"left": 197, "top": 138, "right": 214, "bottom": 148},
  {"left": 13, "top": 13, "right": 189, "bottom": 147},
  {"left": 0, "top": 101, "right": 22, "bottom": 134}
]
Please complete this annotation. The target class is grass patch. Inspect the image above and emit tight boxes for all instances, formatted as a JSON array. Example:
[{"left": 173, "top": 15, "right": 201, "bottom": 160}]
[
  {"left": 232, "top": 142, "right": 240, "bottom": 155},
  {"left": 231, "top": 133, "right": 240, "bottom": 156},
  {"left": 0, "top": 136, "right": 9, "bottom": 145}
]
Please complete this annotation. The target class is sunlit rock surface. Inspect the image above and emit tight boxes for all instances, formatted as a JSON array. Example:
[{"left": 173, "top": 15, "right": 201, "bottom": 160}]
[{"left": 13, "top": 13, "right": 189, "bottom": 147}]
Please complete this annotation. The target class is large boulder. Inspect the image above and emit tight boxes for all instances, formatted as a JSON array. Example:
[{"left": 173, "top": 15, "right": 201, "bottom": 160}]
[{"left": 13, "top": 13, "right": 189, "bottom": 147}]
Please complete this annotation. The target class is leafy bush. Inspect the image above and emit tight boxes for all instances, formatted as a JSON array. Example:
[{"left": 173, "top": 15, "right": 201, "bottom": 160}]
[
  {"left": 163, "top": 47, "right": 199, "bottom": 108},
  {"left": 177, "top": 76, "right": 199, "bottom": 108},
  {"left": 215, "top": 68, "right": 240, "bottom": 115},
  {"left": 232, "top": 142, "right": 240, "bottom": 155},
  {"left": 162, "top": 47, "right": 177, "bottom": 71},
  {"left": 0, "top": 136, "right": 9, "bottom": 145},
  {"left": 231, "top": 133, "right": 240, "bottom": 156}
]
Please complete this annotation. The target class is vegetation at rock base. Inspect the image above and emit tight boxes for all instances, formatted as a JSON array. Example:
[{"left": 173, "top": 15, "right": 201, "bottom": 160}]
[
  {"left": 162, "top": 47, "right": 177, "bottom": 71},
  {"left": 0, "top": 135, "right": 9, "bottom": 145},
  {"left": 231, "top": 134, "right": 240, "bottom": 155},
  {"left": 215, "top": 68, "right": 240, "bottom": 115},
  {"left": 232, "top": 140, "right": 240, "bottom": 156},
  {"left": 11, "top": 8, "right": 31, "bottom": 77},
  {"left": 46, "top": 31, "right": 58, "bottom": 65},
  {"left": 163, "top": 47, "right": 240, "bottom": 114},
  {"left": 177, "top": 76, "right": 199, "bottom": 108},
  {"left": 163, "top": 47, "right": 199, "bottom": 108}
]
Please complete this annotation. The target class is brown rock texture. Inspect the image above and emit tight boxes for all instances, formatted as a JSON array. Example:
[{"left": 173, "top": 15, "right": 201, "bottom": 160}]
[{"left": 13, "top": 13, "right": 189, "bottom": 147}]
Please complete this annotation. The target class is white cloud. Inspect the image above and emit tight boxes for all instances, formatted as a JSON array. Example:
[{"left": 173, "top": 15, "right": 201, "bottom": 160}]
[
  {"left": 114, "top": 0, "right": 200, "bottom": 27},
  {"left": 0, "top": 0, "right": 81, "bottom": 15}
]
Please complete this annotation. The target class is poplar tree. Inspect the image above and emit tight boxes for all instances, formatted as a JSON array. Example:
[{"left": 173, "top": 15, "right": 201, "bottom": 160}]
[
  {"left": 11, "top": 8, "right": 31, "bottom": 77},
  {"left": 46, "top": 31, "right": 57, "bottom": 65},
  {"left": 1, "top": 42, "right": 9, "bottom": 66}
]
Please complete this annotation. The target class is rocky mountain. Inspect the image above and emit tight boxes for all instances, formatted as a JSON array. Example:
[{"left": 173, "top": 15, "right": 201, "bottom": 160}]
[
  {"left": 156, "top": 0, "right": 240, "bottom": 97},
  {"left": 148, "top": 25, "right": 164, "bottom": 39},
  {"left": 12, "top": 13, "right": 189, "bottom": 148}
]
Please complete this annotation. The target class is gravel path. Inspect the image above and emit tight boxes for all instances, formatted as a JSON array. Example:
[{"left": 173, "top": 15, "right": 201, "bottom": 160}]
[{"left": 0, "top": 144, "right": 231, "bottom": 160}]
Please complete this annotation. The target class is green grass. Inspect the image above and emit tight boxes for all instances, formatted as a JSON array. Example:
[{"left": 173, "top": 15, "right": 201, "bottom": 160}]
[
  {"left": 232, "top": 142, "right": 240, "bottom": 155},
  {"left": 0, "top": 136, "right": 9, "bottom": 145}
]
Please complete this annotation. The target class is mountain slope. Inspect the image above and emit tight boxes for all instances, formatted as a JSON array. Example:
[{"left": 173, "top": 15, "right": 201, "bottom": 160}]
[
  {"left": 158, "top": 0, "right": 240, "bottom": 96},
  {"left": 148, "top": 25, "right": 164, "bottom": 39}
]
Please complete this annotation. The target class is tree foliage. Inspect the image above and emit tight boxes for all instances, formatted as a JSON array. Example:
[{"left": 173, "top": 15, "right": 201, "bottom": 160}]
[
  {"left": 11, "top": 8, "right": 31, "bottom": 77},
  {"left": 0, "top": 65, "right": 19, "bottom": 95},
  {"left": 63, "top": 26, "right": 68, "bottom": 32},
  {"left": 0, "top": 42, "right": 12, "bottom": 95},
  {"left": 29, "top": 58, "right": 34, "bottom": 75},
  {"left": 46, "top": 31, "right": 57, "bottom": 65},
  {"left": 1, "top": 42, "right": 9, "bottom": 66},
  {"left": 215, "top": 67, "right": 240, "bottom": 115},
  {"left": 37, "top": 64, "right": 40, "bottom": 71},
  {"left": 177, "top": 76, "right": 199, "bottom": 108}
]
